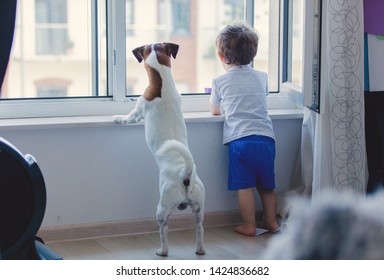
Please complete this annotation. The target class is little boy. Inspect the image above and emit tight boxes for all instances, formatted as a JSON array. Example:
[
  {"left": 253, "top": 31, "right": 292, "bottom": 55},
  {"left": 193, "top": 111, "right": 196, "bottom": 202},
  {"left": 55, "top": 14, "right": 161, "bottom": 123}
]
[{"left": 210, "top": 22, "right": 280, "bottom": 236}]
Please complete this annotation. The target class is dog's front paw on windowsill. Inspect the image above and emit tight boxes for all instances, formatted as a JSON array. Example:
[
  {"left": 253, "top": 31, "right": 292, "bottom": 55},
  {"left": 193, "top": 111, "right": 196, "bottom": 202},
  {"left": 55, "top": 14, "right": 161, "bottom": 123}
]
[{"left": 113, "top": 115, "right": 135, "bottom": 125}]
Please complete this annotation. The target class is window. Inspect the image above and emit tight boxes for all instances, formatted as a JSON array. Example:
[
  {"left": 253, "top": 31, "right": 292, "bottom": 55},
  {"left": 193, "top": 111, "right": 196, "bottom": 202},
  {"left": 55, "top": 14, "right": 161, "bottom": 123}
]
[
  {"left": 224, "top": 0, "right": 244, "bottom": 20},
  {"left": 4, "top": 0, "right": 107, "bottom": 99},
  {"left": 279, "top": 0, "right": 305, "bottom": 106},
  {"left": 254, "top": 0, "right": 279, "bottom": 92},
  {"left": 286, "top": 0, "right": 303, "bottom": 86},
  {"left": 171, "top": 0, "right": 190, "bottom": 36},
  {"left": 126, "top": 0, "right": 135, "bottom": 36},
  {"left": 35, "top": 79, "right": 70, "bottom": 97},
  {"left": 1, "top": 0, "right": 305, "bottom": 118},
  {"left": 126, "top": 0, "right": 279, "bottom": 96},
  {"left": 35, "top": 0, "right": 69, "bottom": 55},
  {"left": 37, "top": 85, "right": 68, "bottom": 98}
]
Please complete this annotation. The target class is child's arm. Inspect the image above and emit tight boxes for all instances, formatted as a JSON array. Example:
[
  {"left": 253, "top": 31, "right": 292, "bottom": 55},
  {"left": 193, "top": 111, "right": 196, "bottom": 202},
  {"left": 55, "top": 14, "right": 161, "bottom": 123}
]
[
  {"left": 209, "top": 81, "right": 222, "bottom": 115},
  {"left": 210, "top": 103, "right": 222, "bottom": 115}
]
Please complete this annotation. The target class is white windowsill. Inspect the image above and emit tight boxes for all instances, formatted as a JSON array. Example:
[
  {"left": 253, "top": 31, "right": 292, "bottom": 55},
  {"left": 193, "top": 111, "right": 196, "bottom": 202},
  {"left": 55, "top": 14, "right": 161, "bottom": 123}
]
[{"left": 0, "top": 108, "right": 303, "bottom": 131}]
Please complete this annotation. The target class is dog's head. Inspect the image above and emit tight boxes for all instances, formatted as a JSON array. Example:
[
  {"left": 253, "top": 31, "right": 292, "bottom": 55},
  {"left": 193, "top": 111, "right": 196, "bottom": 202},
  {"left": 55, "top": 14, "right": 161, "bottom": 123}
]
[{"left": 132, "top": 43, "right": 179, "bottom": 68}]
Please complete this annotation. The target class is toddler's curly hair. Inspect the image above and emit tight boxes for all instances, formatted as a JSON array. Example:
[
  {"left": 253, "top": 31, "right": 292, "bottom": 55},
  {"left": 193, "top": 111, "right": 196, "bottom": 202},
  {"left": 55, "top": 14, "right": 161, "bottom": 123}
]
[{"left": 216, "top": 22, "right": 259, "bottom": 65}]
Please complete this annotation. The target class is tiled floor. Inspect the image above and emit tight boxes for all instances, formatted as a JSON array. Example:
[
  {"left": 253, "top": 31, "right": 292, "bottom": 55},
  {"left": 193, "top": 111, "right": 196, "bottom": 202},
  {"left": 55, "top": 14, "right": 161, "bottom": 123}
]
[{"left": 47, "top": 225, "right": 275, "bottom": 260}]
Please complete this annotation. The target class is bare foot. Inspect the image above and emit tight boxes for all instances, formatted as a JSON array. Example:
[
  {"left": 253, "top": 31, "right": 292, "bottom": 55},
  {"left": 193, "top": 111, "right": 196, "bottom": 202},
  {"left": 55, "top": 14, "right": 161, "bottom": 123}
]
[
  {"left": 257, "top": 219, "right": 280, "bottom": 233},
  {"left": 265, "top": 219, "right": 281, "bottom": 233},
  {"left": 266, "top": 225, "right": 280, "bottom": 234},
  {"left": 234, "top": 225, "right": 256, "bottom": 236}
]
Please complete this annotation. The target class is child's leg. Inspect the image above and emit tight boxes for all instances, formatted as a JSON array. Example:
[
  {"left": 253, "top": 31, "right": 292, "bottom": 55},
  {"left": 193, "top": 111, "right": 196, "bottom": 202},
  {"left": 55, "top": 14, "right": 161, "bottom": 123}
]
[
  {"left": 257, "top": 187, "right": 280, "bottom": 232},
  {"left": 235, "top": 188, "right": 256, "bottom": 236}
]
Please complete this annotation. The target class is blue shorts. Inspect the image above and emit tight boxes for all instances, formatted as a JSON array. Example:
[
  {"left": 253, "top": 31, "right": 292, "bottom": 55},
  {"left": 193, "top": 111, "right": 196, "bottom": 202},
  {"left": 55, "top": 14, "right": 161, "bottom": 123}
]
[{"left": 228, "top": 135, "right": 276, "bottom": 191}]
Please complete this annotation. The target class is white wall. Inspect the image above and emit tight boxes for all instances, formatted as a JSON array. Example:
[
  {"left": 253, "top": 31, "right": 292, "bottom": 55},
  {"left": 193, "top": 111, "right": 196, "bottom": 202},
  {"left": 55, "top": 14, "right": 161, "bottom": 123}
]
[{"left": 0, "top": 117, "right": 302, "bottom": 228}]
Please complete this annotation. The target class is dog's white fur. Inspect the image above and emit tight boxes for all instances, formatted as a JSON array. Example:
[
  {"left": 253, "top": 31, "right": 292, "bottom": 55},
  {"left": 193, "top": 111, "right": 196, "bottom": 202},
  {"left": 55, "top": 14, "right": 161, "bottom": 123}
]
[
  {"left": 113, "top": 43, "right": 205, "bottom": 257},
  {"left": 263, "top": 190, "right": 384, "bottom": 259}
]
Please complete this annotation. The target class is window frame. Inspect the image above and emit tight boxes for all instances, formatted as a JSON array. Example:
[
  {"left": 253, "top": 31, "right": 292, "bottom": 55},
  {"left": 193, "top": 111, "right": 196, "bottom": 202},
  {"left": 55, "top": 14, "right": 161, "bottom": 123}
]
[
  {"left": 0, "top": 0, "right": 308, "bottom": 119},
  {"left": 280, "top": 0, "right": 304, "bottom": 105},
  {"left": 302, "top": 0, "right": 321, "bottom": 112},
  {"left": 281, "top": 0, "right": 320, "bottom": 111}
]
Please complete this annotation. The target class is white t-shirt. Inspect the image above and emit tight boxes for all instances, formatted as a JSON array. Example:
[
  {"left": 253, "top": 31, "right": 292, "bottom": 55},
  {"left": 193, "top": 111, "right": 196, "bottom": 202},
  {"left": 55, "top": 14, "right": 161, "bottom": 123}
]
[{"left": 210, "top": 65, "right": 275, "bottom": 144}]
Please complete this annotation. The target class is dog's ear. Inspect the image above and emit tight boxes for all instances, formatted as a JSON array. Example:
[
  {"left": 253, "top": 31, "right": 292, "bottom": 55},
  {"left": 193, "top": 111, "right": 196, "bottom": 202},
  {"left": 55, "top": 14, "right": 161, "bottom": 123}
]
[
  {"left": 132, "top": 45, "right": 145, "bottom": 63},
  {"left": 164, "top": 43, "right": 179, "bottom": 59}
]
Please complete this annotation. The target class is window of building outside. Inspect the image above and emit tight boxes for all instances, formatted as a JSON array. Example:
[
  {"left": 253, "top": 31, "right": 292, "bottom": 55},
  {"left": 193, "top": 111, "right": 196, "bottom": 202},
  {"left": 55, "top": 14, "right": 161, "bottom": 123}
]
[
  {"left": 35, "top": 79, "right": 70, "bottom": 97},
  {"left": 35, "top": 0, "right": 69, "bottom": 55},
  {"left": 0, "top": 0, "right": 304, "bottom": 117}
]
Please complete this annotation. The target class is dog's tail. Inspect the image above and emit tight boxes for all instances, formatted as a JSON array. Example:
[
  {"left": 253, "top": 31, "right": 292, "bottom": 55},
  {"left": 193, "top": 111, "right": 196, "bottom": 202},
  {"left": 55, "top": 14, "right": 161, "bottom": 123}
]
[{"left": 156, "top": 139, "right": 195, "bottom": 194}]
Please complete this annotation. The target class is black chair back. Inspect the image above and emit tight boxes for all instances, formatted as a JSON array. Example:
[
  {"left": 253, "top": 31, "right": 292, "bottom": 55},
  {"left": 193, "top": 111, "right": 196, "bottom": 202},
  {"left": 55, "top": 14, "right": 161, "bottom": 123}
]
[{"left": 0, "top": 137, "right": 46, "bottom": 259}]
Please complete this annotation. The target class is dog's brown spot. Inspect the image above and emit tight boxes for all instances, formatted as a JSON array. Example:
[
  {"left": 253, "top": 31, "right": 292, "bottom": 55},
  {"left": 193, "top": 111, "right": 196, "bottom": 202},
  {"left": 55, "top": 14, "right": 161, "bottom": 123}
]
[
  {"left": 154, "top": 43, "right": 179, "bottom": 67},
  {"left": 143, "top": 65, "right": 162, "bottom": 101},
  {"left": 132, "top": 45, "right": 152, "bottom": 62},
  {"left": 132, "top": 42, "right": 179, "bottom": 101},
  {"left": 132, "top": 43, "right": 179, "bottom": 66}
]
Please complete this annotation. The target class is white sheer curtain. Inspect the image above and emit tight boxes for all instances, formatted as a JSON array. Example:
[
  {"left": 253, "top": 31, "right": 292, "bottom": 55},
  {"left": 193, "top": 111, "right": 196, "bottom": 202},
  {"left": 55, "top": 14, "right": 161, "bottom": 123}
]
[{"left": 301, "top": 0, "right": 366, "bottom": 198}]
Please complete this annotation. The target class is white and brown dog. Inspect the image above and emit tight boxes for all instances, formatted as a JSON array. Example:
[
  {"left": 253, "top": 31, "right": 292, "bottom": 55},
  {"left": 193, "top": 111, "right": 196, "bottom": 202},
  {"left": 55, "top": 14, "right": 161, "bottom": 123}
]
[{"left": 113, "top": 43, "right": 205, "bottom": 257}]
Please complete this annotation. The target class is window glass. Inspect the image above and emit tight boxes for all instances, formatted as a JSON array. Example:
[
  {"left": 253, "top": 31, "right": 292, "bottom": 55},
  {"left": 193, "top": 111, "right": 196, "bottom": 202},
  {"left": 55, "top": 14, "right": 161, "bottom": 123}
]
[
  {"left": 254, "top": 0, "right": 279, "bottom": 92},
  {"left": 126, "top": 0, "right": 135, "bottom": 36},
  {"left": 125, "top": 0, "right": 279, "bottom": 95},
  {"left": 2, "top": 0, "right": 283, "bottom": 101},
  {"left": 37, "top": 84, "right": 68, "bottom": 98},
  {"left": 1, "top": 0, "right": 107, "bottom": 99},
  {"left": 35, "top": 0, "right": 68, "bottom": 55},
  {"left": 286, "top": 0, "right": 303, "bottom": 86},
  {"left": 171, "top": 0, "right": 190, "bottom": 35}
]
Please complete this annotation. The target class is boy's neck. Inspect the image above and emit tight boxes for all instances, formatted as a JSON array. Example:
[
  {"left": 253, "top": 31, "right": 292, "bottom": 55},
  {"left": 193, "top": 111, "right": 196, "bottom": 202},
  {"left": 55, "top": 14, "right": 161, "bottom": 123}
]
[{"left": 223, "top": 63, "right": 239, "bottom": 71}]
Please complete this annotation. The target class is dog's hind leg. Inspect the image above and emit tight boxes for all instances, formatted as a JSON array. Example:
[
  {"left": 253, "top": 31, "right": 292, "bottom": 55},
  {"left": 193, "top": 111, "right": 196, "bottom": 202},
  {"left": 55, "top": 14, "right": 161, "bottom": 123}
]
[
  {"left": 155, "top": 204, "right": 171, "bottom": 257},
  {"left": 190, "top": 202, "right": 206, "bottom": 255}
]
